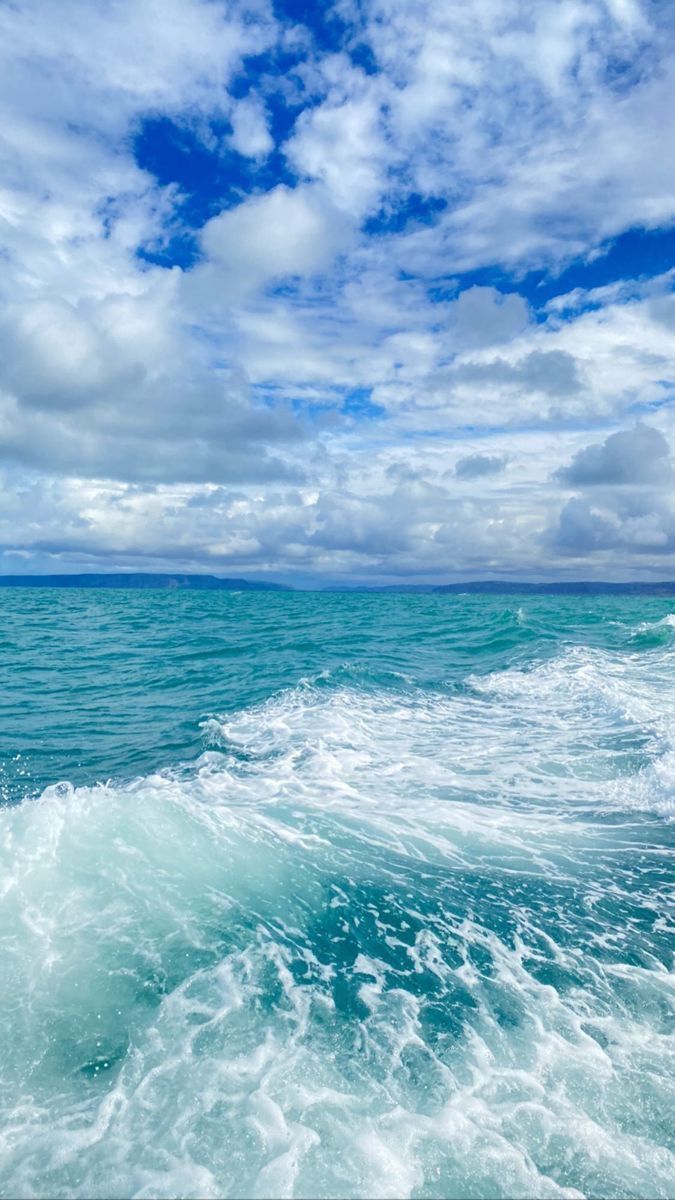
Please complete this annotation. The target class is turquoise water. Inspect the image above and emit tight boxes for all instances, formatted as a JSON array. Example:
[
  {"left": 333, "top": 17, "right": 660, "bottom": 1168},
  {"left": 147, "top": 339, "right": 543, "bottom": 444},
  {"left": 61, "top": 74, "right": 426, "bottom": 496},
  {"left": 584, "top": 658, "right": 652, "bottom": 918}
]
[{"left": 0, "top": 589, "right": 673, "bottom": 1199}]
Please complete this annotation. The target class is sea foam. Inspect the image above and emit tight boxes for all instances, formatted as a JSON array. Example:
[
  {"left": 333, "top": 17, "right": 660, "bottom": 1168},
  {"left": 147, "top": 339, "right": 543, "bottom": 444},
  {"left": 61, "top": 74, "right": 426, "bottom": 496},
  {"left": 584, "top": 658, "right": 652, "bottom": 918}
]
[{"left": 1, "top": 634, "right": 673, "bottom": 1198}]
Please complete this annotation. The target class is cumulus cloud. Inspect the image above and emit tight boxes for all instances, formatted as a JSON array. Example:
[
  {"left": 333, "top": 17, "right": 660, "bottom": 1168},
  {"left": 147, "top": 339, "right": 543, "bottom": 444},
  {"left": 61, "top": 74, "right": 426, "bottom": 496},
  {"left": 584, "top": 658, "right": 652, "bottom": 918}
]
[
  {"left": 228, "top": 95, "right": 274, "bottom": 160},
  {"left": 1, "top": 0, "right": 675, "bottom": 580},
  {"left": 556, "top": 423, "right": 673, "bottom": 487},
  {"left": 198, "top": 185, "right": 351, "bottom": 295},
  {"left": 550, "top": 424, "right": 675, "bottom": 561},
  {"left": 554, "top": 497, "right": 621, "bottom": 554},
  {"left": 553, "top": 494, "right": 675, "bottom": 557},
  {"left": 285, "top": 90, "right": 386, "bottom": 217}
]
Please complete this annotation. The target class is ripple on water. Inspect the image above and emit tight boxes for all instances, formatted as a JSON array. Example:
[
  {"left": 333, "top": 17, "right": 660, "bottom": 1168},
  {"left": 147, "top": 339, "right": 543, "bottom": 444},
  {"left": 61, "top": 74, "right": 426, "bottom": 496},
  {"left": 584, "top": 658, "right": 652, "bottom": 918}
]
[{"left": 0, "top": 592, "right": 673, "bottom": 1197}]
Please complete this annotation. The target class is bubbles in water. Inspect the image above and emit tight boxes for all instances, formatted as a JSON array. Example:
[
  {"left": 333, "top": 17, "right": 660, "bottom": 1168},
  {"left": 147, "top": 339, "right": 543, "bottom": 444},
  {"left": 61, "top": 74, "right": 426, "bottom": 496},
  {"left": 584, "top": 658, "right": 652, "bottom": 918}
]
[{"left": 1, "top": 637, "right": 674, "bottom": 1197}]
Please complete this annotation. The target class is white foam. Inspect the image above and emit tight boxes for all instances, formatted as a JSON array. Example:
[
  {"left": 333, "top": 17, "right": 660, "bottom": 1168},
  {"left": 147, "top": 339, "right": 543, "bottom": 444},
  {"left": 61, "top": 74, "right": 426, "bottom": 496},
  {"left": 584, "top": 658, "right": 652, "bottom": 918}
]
[
  {"left": 633, "top": 612, "right": 675, "bottom": 634},
  {"left": 1, "top": 646, "right": 674, "bottom": 1197}
]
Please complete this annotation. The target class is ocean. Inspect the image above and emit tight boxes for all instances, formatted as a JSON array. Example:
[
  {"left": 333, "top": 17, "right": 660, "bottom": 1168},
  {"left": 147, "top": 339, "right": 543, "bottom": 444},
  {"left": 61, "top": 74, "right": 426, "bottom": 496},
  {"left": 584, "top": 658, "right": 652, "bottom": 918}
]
[{"left": 0, "top": 589, "right": 673, "bottom": 1199}]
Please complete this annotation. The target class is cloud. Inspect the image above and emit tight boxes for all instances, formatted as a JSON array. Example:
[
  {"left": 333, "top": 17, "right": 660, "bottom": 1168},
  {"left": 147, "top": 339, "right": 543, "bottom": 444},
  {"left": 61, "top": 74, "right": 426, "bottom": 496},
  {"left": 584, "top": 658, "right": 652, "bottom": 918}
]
[
  {"left": 442, "top": 349, "right": 581, "bottom": 413},
  {"left": 228, "top": 95, "right": 274, "bottom": 160},
  {"left": 454, "top": 454, "right": 507, "bottom": 480},
  {"left": 197, "top": 185, "right": 352, "bottom": 298},
  {"left": 325, "top": 0, "right": 674, "bottom": 275},
  {"left": 556, "top": 423, "right": 673, "bottom": 486},
  {"left": 554, "top": 497, "right": 621, "bottom": 554},
  {"left": 1, "top": 0, "right": 675, "bottom": 580},
  {"left": 516, "top": 350, "right": 580, "bottom": 397},
  {"left": 0, "top": 298, "right": 144, "bottom": 411},
  {"left": 553, "top": 494, "right": 675, "bottom": 556},
  {"left": 0, "top": 275, "right": 310, "bottom": 485},
  {"left": 550, "top": 424, "right": 675, "bottom": 560},
  {"left": 448, "top": 288, "right": 530, "bottom": 350},
  {"left": 228, "top": 96, "right": 273, "bottom": 160},
  {"left": 285, "top": 88, "right": 386, "bottom": 217},
  {"left": 0, "top": 0, "right": 276, "bottom": 132}
]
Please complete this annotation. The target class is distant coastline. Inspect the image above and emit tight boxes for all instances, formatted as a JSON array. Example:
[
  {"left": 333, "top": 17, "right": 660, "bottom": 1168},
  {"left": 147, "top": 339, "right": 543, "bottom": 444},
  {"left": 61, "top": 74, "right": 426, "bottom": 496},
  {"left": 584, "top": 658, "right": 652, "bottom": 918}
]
[
  {"left": 0, "top": 573, "right": 288, "bottom": 591},
  {"left": 2, "top": 573, "right": 675, "bottom": 595},
  {"left": 345, "top": 581, "right": 675, "bottom": 595}
]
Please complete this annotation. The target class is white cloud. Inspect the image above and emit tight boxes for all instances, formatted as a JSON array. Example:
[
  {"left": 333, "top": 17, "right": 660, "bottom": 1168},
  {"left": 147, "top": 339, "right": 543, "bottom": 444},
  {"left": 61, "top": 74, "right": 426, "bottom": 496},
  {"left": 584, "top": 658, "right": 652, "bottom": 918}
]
[
  {"left": 316, "top": 0, "right": 675, "bottom": 274},
  {"left": 285, "top": 91, "right": 386, "bottom": 216},
  {"left": 1, "top": 0, "right": 675, "bottom": 580},
  {"left": 228, "top": 95, "right": 274, "bottom": 159},
  {"left": 0, "top": 0, "right": 276, "bottom": 131},
  {"left": 199, "top": 185, "right": 351, "bottom": 295}
]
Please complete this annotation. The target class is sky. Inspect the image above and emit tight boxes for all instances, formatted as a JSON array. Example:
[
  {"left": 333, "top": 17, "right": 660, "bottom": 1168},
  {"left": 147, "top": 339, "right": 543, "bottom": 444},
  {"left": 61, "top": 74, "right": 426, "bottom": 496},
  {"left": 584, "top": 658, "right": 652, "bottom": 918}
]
[{"left": 1, "top": 0, "right": 675, "bottom": 585}]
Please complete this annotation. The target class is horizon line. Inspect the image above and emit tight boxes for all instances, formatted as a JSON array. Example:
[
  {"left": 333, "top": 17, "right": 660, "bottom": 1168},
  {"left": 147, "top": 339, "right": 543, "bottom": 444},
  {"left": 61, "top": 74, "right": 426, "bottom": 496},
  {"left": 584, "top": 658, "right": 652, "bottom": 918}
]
[{"left": 2, "top": 571, "right": 675, "bottom": 594}]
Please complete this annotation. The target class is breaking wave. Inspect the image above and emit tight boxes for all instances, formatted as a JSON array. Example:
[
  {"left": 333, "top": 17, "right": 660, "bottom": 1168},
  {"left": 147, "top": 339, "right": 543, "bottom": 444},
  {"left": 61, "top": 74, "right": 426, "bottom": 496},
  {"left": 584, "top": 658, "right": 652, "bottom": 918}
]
[{"left": 2, "top": 624, "right": 674, "bottom": 1199}]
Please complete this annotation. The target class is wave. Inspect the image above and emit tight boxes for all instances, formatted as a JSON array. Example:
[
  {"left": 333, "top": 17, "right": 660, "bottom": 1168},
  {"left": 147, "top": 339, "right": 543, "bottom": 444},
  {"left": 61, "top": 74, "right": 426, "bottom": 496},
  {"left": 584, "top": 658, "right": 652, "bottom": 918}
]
[
  {"left": 625, "top": 612, "right": 675, "bottom": 650},
  {"left": 1, "top": 647, "right": 674, "bottom": 1198},
  {"left": 206, "top": 639, "right": 675, "bottom": 817}
]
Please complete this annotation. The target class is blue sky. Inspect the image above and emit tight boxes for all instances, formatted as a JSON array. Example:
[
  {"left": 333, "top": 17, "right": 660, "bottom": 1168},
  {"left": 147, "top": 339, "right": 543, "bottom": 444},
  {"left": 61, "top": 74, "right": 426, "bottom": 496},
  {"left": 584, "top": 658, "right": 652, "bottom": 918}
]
[{"left": 1, "top": 0, "right": 675, "bottom": 583}]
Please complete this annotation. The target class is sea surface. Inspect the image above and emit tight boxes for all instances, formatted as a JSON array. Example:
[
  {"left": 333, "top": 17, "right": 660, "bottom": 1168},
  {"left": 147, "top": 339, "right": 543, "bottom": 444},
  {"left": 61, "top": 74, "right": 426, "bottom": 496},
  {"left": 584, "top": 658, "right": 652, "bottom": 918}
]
[{"left": 0, "top": 589, "right": 673, "bottom": 1199}]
